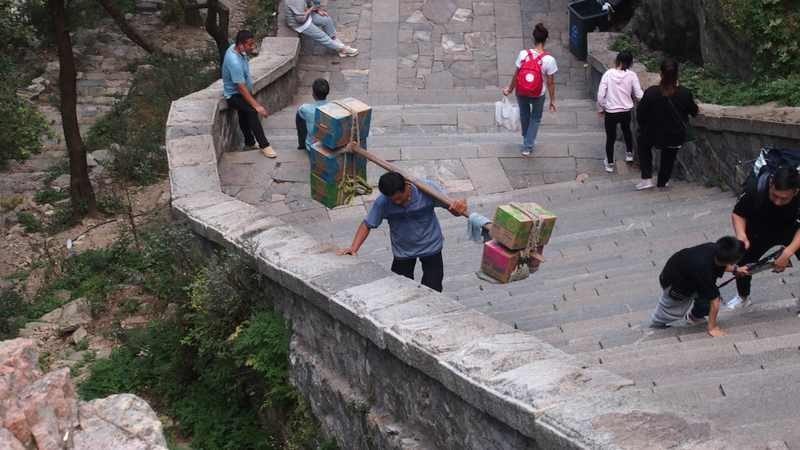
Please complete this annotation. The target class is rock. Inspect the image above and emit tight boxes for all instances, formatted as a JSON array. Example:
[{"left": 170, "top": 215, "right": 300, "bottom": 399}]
[
  {"left": 629, "top": 0, "right": 753, "bottom": 80},
  {"left": 0, "top": 338, "right": 167, "bottom": 450},
  {"left": 451, "top": 8, "right": 472, "bottom": 22},
  {"left": 74, "top": 394, "right": 168, "bottom": 449},
  {"left": 51, "top": 174, "right": 70, "bottom": 191},
  {"left": 71, "top": 327, "right": 88, "bottom": 345},
  {"left": 0, "top": 427, "right": 26, "bottom": 450},
  {"left": 53, "top": 290, "right": 71, "bottom": 302},
  {"left": 90, "top": 149, "right": 113, "bottom": 166},
  {"left": 120, "top": 316, "right": 149, "bottom": 329},
  {"left": 39, "top": 298, "right": 92, "bottom": 334},
  {"left": 18, "top": 368, "right": 79, "bottom": 449},
  {"left": 17, "top": 322, "right": 57, "bottom": 339},
  {"left": 86, "top": 153, "right": 98, "bottom": 168},
  {"left": 422, "top": 0, "right": 457, "bottom": 24}
]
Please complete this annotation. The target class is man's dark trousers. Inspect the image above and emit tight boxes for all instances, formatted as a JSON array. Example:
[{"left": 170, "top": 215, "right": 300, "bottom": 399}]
[
  {"left": 226, "top": 94, "right": 270, "bottom": 148},
  {"left": 391, "top": 251, "right": 444, "bottom": 292},
  {"left": 295, "top": 111, "right": 307, "bottom": 149},
  {"left": 736, "top": 227, "right": 800, "bottom": 297}
]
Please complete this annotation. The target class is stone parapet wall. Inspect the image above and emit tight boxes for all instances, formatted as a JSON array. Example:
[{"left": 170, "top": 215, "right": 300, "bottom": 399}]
[
  {"left": 166, "top": 36, "right": 721, "bottom": 450},
  {"left": 587, "top": 32, "right": 800, "bottom": 191}
]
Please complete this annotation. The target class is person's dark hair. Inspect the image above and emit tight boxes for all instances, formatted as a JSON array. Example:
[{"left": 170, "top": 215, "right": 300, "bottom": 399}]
[
  {"left": 533, "top": 23, "right": 549, "bottom": 44},
  {"left": 714, "top": 236, "right": 745, "bottom": 265},
  {"left": 378, "top": 172, "right": 406, "bottom": 197},
  {"left": 659, "top": 58, "right": 679, "bottom": 96},
  {"left": 771, "top": 166, "right": 800, "bottom": 191},
  {"left": 312, "top": 78, "right": 330, "bottom": 101},
  {"left": 616, "top": 51, "right": 633, "bottom": 71},
  {"left": 235, "top": 30, "right": 254, "bottom": 45}
]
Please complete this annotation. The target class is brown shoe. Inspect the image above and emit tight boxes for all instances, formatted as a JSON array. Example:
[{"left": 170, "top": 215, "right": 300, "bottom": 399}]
[{"left": 261, "top": 146, "right": 277, "bottom": 158}]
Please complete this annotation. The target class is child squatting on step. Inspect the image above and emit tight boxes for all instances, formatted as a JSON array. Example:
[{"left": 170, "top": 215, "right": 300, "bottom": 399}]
[{"left": 650, "top": 236, "right": 746, "bottom": 337}]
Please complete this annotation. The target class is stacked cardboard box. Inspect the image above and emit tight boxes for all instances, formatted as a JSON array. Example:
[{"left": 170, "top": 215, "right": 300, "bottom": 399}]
[
  {"left": 309, "top": 98, "right": 372, "bottom": 208},
  {"left": 480, "top": 203, "right": 557, "bottom": 283}
]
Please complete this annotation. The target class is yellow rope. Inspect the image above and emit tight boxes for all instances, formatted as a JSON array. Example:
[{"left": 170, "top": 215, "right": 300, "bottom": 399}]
[{"left": 330, "top": 100, "right": 372, "bottom": 203}]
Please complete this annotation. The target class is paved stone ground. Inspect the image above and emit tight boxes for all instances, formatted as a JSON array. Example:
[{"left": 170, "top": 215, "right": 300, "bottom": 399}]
[{"left": 221, "top": 0, "right": 800, "bottom": 447}]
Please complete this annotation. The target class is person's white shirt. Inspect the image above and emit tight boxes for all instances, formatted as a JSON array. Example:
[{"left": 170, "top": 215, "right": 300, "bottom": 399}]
[{"left": 514, "top": 49, "right": 558, "bottom": 96}]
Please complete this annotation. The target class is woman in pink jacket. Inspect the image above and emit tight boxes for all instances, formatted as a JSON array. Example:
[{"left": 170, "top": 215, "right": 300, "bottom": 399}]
[{"left": 597, "top": 51, "right": 643, "bottom": 173}]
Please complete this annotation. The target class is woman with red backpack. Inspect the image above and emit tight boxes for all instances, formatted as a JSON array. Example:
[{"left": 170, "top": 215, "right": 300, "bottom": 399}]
[{"left": 502, "top": 23, "right": 558, "bottom": 156}]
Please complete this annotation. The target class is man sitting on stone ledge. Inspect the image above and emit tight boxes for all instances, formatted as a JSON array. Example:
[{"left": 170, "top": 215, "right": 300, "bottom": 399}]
[
  {"left": 285, "top": 0, "right": 359, "bottom": 58},
  {"left": 296, "top": 78, "right": 330, "bottom": 150},
  {"left": 650, "top": 236, "right": 745, "bottom": 337},
  {"left": 337, "top": 172, "right": 467, "bottom": 292},
  {"left": 222, "top": 30, "right": 276, "bottom": 158}
]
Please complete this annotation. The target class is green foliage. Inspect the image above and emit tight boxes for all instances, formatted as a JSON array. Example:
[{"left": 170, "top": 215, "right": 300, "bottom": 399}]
[
  {"left": 0, "top": 289, "right": 26, "bottom": 339},
  {"left": 0, "top": 0, "right": 36, "bottom": 54},
  {"left": 246, "top": 0, "right": 277, "bottom": 38},
  {"left": 17, "top": 211, "right": 43, "bottom": 233},
  {"left": 720, "top": 0, "right": 800, "bottom": 77},
  {"left": 611, "top": 34, "right": 800, "bottom": 107},
  {"left": 18, "top": 0, "right": 136, "bottom": 44},
  {"left": 0, "top": 62, "right": 48, "bottom": 169},
  {"left": 34, "top": 188, "right": 70, "bottom": 205},
  {"left": 86, "top": 55, "right": 218, "bottom": 185}
]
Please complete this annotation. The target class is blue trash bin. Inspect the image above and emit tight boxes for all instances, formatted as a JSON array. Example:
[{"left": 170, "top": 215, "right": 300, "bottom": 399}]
[{"left": 568, "top": 1, "right": 609, "bottom": 61}]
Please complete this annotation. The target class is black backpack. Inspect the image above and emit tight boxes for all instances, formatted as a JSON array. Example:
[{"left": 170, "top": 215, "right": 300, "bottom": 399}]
[{"left": 742, "top": 147, "right": 800, "bottom": 204}]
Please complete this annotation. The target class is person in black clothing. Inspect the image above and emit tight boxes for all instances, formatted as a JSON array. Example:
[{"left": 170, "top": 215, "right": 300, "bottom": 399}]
[
  {"left": 651, "top": 236, "right": 745, "bottom": 337},
  {"left": 727, "top": 167, "right": 800, "bottom": 309},
  {"left": 635, "top": 58, "right": 699, "bottom": 190}
]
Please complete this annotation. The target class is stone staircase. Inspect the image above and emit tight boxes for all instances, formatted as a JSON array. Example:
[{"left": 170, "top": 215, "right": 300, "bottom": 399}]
[{"left": 220, "top": 92, "right": 800, "bottom": 448}]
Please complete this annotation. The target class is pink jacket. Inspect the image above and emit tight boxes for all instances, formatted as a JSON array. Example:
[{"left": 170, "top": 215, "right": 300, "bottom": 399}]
[{"left": 597, "top": 68, "right": 644, "bottom": 113}]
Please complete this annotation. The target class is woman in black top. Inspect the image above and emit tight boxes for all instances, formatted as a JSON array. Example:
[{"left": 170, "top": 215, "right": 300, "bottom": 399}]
[{"left": 635, "top": 59, "right": 699, "bottom": 190}]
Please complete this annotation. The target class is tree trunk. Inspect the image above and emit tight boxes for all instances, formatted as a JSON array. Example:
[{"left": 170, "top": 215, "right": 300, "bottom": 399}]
[
  {"left": 205, "top": 0, "right": 230, "bottom": 65},
  {"left": 96, "top": 0, "right": 164, "bottom": 55},
  {"left": 49, "top": 0, "right": 98, "bottom": 219},
  {"left": 182, "top": 0, "right": 204, "bottom": 26}
]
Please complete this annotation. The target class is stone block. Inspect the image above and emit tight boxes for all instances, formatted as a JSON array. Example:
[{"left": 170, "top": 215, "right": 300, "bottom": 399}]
[
  {"left": 402, "top": 110, "right": 458, "bottom": 125},
  {"left": 462, "top": 157, "right": 512, "bottom": 194},
  {"left": 422, "top": 0, "right": 457, "bottom": 24},
  {"left": 401, "top": 144, "right": 477, "bottom": 160},
  {"left": 169, "top": 162, "right": 221, "bottom": 198}
]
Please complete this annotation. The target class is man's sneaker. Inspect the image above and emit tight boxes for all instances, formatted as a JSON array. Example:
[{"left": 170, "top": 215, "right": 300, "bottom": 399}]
[
  {"left": 625, "top": 151, "right": 634, "bottom": 162},
  {"left": 684, "top": 310, "right": 706, "bottom": 325},
  {"left": 339, "top": 46, "right": 359, "bottom": 57},
  {"left": 603, "top": 159, "right": 615, "bottom": 173},
  {"left": 725, "top": 295, "right": 751, "bottom": 309},
  {"left": 636, "top": 179, "right": 655, "bottom": 190},
  {"left": 521, "top": 148, "right": 532, "bottom": 156},
  {"left": 261, "top": 145, "right": 277, "bottom": 158}
]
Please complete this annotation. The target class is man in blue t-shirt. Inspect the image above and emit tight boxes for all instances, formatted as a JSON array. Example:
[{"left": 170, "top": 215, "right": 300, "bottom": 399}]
[
  {"left": 222, "top": 30, "right": 276, "bottom": 158},
  {"left": 338, "top": 172, "right": 467, "bottom": 292},
  {"left": 295, "top": 78, "right": 329, "bottom": 150}
]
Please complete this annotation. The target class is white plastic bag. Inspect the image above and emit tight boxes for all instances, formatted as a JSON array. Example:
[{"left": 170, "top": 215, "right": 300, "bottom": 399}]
[{"left": 495, "top": 97, "right": 520, "bottom": 131}]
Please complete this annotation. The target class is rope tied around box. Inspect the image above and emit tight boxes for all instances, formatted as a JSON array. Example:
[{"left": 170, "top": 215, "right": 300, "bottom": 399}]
[
  {"left": 331, "top": 100, "right": 372, "bottom": 204},
  {"left": 507, "top": 202, "right": 545, "bottom": 280}
]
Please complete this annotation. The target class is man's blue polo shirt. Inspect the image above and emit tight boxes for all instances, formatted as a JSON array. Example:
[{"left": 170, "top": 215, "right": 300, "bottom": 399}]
[
  {"left": 222, "top": 44, "right": 253, "bottom": 99},
  {"left": 364, "top": 180, "right": 447, "bottom": 259},
  {"left": 299, "top": 100, "right": 328, "bottom": 148}
]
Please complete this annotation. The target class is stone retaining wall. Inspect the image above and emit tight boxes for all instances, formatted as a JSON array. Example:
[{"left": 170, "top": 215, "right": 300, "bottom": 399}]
[
  {"left": 166, "top": 36, "right": 720, "bottom": 450},
  {"left": 587, "top": 32, "right": 800, "bottom": 191}
]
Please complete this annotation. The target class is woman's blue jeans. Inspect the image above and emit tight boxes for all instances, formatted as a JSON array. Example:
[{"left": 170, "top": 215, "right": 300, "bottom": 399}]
[{"left": 516, "top": 94, "right": 545, "bottom": 150}]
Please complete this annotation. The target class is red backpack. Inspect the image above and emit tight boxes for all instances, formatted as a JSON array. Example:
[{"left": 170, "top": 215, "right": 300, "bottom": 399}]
[{"left": 516, "top": 50, "right": 548, "bottom": 97}]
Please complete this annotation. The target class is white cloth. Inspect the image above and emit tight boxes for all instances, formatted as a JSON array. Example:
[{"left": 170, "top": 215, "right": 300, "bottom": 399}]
[
  {"left": 294, "top": 16, "right": 313, "bottom": 33},
  {"left": 597, "top": 68, "right": 644, "bottom": 113},
  {"left": 495, "top": 97, "right": 520, "bottom": 131}
]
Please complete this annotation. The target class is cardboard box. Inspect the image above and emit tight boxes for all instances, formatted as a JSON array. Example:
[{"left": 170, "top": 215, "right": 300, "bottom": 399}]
[
  {"left": 491, "top": 204, "right": 535, "bottom": 250},
  {"left": 315, "top": 98, "right": 372, "bottom": 150},
  {"left": 310, "top": 172, "right": 348, "bottom": 209},
  {"left": 308, "top": 142, "right": 367, "bottom": 185},
  {"left": 481, "top": 240, "right": 521, "bottom": 284},
  {"left": 491, "top": 203, "right": 558, "bottom": 250}
]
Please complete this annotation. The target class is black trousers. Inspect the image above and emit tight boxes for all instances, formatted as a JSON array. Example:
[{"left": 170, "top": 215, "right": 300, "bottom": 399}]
[
  {"left": 296, "top": 111, "right": 307, "bottom": 149},
  {"left": 391, "top": 251, "right": 444, "bottom": 292},
  {"left": 639, "top": 133, "right": 679, "bottom": 187},
  {"left": 604, "top": 111, "right": 633, "bottom": 163},
  {"left": 736, "top": 227, "right": 800, "bottom": 297},
  {"left": 226, "top": 94, "right": 270, "bottom": 148}
]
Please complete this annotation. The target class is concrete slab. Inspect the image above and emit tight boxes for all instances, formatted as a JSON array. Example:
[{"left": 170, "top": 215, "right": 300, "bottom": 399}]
[{"left": 461, "top": 157, "right": 512, "bottom": 194}]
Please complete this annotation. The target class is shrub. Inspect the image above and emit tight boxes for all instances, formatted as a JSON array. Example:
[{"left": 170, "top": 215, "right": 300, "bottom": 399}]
[
  {"left": 16, "top": 211, "right": 43, "bottom": 233},
  {"left": 0, "top": 63, "right": 47, "bottom": 168},
  {"left": 0, "top": 289, "right": 25, "bottom": 340},
  {"left": 246, "top": 0, "right": 277, "bottom": 38}
]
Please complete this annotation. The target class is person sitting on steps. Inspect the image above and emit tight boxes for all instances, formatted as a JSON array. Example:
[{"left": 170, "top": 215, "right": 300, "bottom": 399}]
[
  {"left": 727, "top": 166, "right": 800, "bottom": 309},
  {"left": 337, "top": 172, "right": 467, "bottom": 293},
  {"left": 285, "top": 0, "right": 359, "bottom": 58},
  {"left": 222, "top": 30, "right": 276, "bottom": 158},
  {"left": 650, "top": 236, "right": 745, "bottom": 337},
  {"left": 296, "top": 78, "right": 330, "bottom": 151}
]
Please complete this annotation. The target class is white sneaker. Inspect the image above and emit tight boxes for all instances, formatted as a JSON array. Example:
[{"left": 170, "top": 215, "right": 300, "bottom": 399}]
[
  {"left": 725, "top": 295, "right": 751, "bottom": 310},
  {"left": 603, "top": 159, "right": 615, "bottom": 173},
  {"left": 521, "top": 148, "right": 532, "bottom": 157},
  {"left": 625, "top": 151, "right": 634, "bottom": 162},
  {"left": 636, "top": 179, "right": 655, "bottom": 190},
  {"left": 339, "top": 46, "right": 359, "bottom": 57}
]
